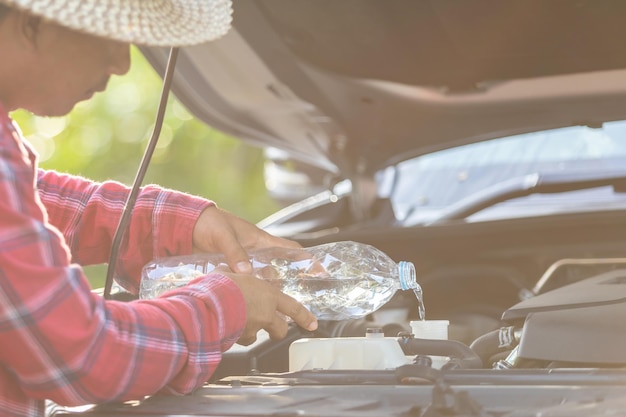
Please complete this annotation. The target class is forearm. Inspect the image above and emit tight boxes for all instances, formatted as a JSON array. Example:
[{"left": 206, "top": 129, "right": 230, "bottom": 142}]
[
  {"left": 1, "top": 260, "right": 245, "bottom": 405},
  {"left": 37, "top": 169, "right": 214, "bottom": 291},
  {"left": 2, "top": 150, "right": 244, "bottom": 407}
]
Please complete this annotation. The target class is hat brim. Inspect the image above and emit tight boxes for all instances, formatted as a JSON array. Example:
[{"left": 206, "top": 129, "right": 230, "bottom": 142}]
[{"left": 1, "top": 0, "right": 232, "bottom": 46}]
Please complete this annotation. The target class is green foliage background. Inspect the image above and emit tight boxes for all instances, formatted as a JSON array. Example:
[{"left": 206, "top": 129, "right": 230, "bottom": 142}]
[{"left": 11, "top": 48, "right": 280, "bottom": 287}]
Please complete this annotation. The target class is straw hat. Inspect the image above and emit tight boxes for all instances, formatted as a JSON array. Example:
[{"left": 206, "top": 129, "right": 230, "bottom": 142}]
[{"left": 0, "top": 0, "right": 233, "bottom": 46}]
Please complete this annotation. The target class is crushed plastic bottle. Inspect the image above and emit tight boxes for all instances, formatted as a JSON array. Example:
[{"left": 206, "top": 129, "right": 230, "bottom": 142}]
[{"left": 139, "top": 241, "right": 422, "bottom": 321}]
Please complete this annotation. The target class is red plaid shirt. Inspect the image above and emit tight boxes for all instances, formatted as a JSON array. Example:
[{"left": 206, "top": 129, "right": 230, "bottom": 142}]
[{"left": 0, "top": 104, "right": 246, "bottom": 416}]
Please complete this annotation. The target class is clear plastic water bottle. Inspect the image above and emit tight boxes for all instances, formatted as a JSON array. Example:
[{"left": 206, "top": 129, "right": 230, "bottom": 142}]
[{"left": 139, "top": 241, "right": 422, "bottom": 321}]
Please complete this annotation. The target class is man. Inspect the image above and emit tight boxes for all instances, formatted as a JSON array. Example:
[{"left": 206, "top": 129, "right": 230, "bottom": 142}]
[{"left": 0, "top": 1, "right": 318, "bottom": 415}]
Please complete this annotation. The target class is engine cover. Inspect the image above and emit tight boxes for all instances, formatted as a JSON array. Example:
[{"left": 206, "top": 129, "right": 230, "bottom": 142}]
[{"left": 503, "top": 269, "right": 626, "bottom": 364}]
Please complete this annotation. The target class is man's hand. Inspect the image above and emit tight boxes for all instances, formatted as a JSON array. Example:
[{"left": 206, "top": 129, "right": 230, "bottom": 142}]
[
  {"left": 192, "top": 206, "right": 302, "bottom": 274},
  {"left": 215, "top": 266, "right": 318, "bottom": 344},
  {"left": 192, "top": 206, "right": 318, "bottom": 343}
]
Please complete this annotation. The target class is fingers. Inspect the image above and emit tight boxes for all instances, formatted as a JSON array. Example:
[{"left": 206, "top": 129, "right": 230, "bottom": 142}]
[
  {"left": 193, "top": 206, "right": 303, "bottom": 274},
  {"left": 218, "top": 235, "right": 253, "bottom": 274},
  {"left": 237, "top": 332, "right": 258, "bottom": 346},
  {"left": 203, "top": 218, "right": 253, "bottom": 274},
  {"left": 221, "top": 231, "right": 303, "bottom": 274},
  {"left": 224, "top": 271, "right": 317, "bottom": 344},
  {"left": 276, "top": 292, "right": 318, "bottom": 332},
  {"left": 259, "top": 295, "right": 318, "bottom": 341},
  {"left": 260, "top": 234, "right": 303, "bottom": 250},
  {"left": 191, "top": 206, "right": 316, "bottom": 345},
  {"left": 192, "top": 207, "right": 250, "bottom": 272},
  {"left": 263, "top": 313, "right": 290, "bottom": 341},
  {"left": 237, "top": 312, "right": 292, "bottom": 344}
]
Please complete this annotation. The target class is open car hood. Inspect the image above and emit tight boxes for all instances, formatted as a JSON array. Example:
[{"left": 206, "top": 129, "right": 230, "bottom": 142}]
[{"left": 143, "top": 0, "right": 626, "bottom": 176}]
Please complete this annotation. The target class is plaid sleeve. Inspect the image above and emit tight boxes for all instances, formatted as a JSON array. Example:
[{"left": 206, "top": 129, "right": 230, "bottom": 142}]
[
  {"left": 0, "top": 109, "right": 246, "bottom": 413},
  {"left": 37, "top": 170, "right": 216, "bottom": 294}
]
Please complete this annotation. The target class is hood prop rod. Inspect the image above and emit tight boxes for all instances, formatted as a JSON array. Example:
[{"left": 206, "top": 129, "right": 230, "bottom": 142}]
[{"left": 103, "top": 47, "right": 179, "bottom": 299}]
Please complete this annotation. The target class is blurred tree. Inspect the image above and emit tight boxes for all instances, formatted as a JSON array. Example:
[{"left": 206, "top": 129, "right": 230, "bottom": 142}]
[
  {"left": 11, "top": 47, "right": 279, "bottom": 219},
  {"left": 10, "top": 47, "right": 280, "bottom": 288}
]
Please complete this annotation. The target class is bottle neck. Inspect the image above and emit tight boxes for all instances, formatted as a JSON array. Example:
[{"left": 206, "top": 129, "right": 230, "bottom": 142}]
[{"left": 398, "top": 261, "right": 417, "bottom": 290}]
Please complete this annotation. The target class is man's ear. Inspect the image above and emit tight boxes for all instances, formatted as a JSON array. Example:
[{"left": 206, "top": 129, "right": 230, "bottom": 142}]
[{"left": 14, "top": 10, "right": 42, "bottom": 50}]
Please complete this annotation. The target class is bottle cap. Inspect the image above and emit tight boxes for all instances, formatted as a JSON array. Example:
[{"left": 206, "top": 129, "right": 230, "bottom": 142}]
[
  {"left": 398, "top": 261, "right": 417, "bottom": 290},
  {"left": 365, "top": 327, "right": 384, "bottom": 338},
  {"left": 410, "top": 320, "right": 449, "bottom": 340}
]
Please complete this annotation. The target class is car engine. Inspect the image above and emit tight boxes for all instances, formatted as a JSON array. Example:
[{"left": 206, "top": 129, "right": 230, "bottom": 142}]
[{"left": 52, "top": 264, "right": 626, "bottom": 416}]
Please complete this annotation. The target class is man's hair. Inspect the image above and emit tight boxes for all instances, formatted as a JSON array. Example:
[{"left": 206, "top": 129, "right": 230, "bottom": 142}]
[{"left": 0, "top": 4, "right": 10, "bottom": 21}]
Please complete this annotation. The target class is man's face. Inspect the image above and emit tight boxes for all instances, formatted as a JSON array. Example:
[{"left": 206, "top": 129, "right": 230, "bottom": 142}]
[{"left": 8, "top": 17, "right": 131, "bottom": 117}]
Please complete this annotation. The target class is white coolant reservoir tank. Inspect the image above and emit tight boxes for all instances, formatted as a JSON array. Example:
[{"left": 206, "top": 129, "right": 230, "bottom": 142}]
[{"left": 289, "top": 328, "right": 412, "bottom": 371}]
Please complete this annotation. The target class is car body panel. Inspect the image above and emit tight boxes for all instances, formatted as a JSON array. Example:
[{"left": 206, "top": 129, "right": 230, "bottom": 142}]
[{"left": 143, "top": 0, "right": 626, "bottom": 175}]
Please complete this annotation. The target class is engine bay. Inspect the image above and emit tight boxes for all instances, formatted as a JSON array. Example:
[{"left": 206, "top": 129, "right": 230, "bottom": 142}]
[{"left": 55, "top": 264, "right": 626, "bottom": 416}]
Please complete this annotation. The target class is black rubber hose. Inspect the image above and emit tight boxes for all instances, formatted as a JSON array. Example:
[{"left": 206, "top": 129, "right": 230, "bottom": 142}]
[
  {"left": 470, "top": 327, "right": 520, "bottom": 368},
  {"left": 469, "top": 329, "right": 505, "bottom": 366},
  {"left": 397, "top": 337, "right": 483, "bottom": 369}
]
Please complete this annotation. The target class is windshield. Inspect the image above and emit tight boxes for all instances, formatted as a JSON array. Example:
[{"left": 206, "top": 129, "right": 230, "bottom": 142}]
[{"left": 384, "top": 120, "right": 626, "bottom": 225}]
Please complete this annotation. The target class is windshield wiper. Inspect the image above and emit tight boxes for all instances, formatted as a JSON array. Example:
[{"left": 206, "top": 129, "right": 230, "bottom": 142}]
[{"left": 424, "top": 168, "right": 626, "bottom": 225}]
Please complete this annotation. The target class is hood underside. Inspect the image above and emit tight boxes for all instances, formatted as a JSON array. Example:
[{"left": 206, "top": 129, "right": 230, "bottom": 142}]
[{"left": 143, "top": 0, "right": 626, "bottom": 174}]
